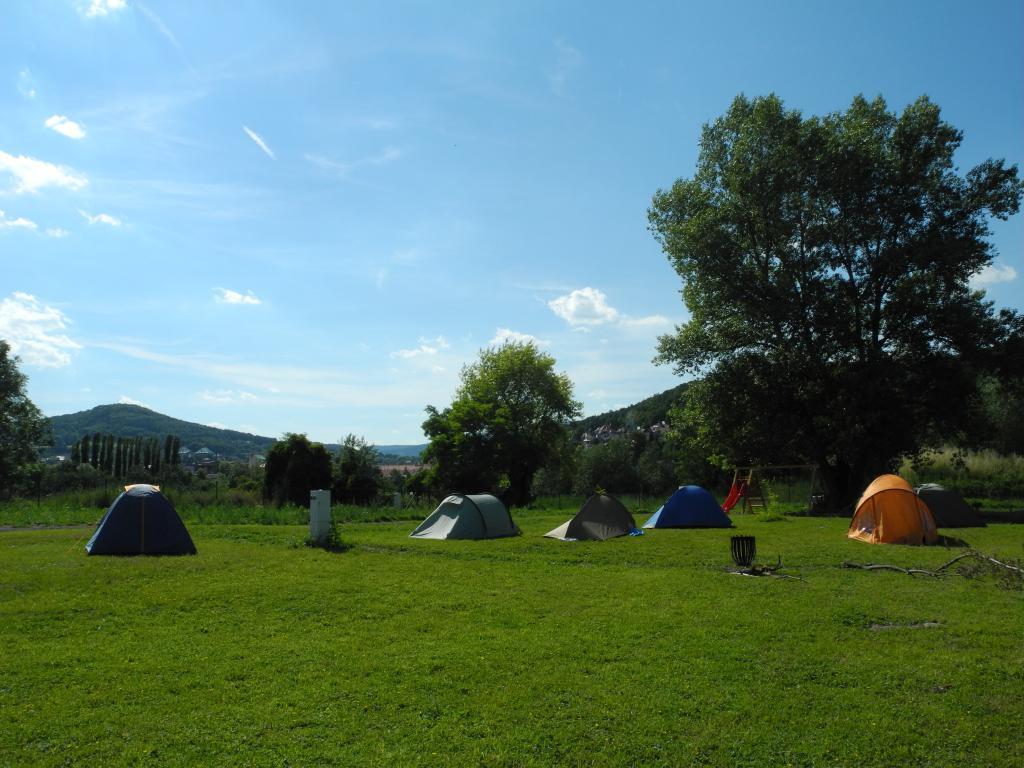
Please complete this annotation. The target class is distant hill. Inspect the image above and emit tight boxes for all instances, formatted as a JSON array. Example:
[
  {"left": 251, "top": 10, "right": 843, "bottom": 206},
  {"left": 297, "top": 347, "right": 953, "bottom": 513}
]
[
  {"left": 48, "top": 392, "right": 686, "bottom": 464},
  {"left": 571, "top": 382, "right": 689, "bottom": 438},
  {"left": 47, "top": 404, "right": 429, "bottom": 463},
  {"left": 375, "top": 445, "right": 428, "bottom": 461},
  {"left": 47, "top": 404, "right": 277, "bottom": 460}
]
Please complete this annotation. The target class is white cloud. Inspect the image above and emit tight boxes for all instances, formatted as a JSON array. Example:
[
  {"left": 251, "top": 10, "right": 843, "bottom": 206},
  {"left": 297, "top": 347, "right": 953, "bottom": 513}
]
[
  {"left": 305, "top": 154, "right": 349, "bottom": 175},
  {"left": 243, "top": 126, "right": 275, "bottom": 159},
  {"left": 135, "top": 2, "right": 185, "bottom": 56},
  {"left": 391, "top": 335, "right": 450, "bottom": 359},
  {"left": 206, "top": 422, "right": 227, "bottom": 430},
  {"left": 0, "top": 292, "right": 81, "bottom": 368},
  {"left": 118, "top": 395, "right": 149, "bottom": 407},
  {"left": 214, "top": 288, "right": 261, "bottom": 305},
  {"left": 79, "top": 210, "right": 121, "bottom": 226},
  {"left": 392, "top": 248, "right": 423, "bottom": 265},
  {"left": 93, "top": 341, "right": 459, "bottom": 410},
  {"left": 305, "top": 146, "right": 402, "bottom": 177},
  {"left": 45, "top": 115, "right": 86, "bottom": 140},
  {"left": 489, "top": 328, "right": 550, "bottom": 347},
  {"left": 83, "top": 0, "right": 127, "bottom": 18},
  {"left": 373, "top": 146, "right": 402, "bottom": 164},
  {"left": 0, "top": 150, "right": 88, "bottom": 194},
  {"left": 621, "top": 314, "right": 671, "bottom": 328},
  {"left": 359, "top": 117, "right": 396, "bottom": 130},
  {"left": 200, "top": 389, "right": 259, "bottom": 403},
  {"left": 17, "top": 69, "right": 36, "bottom": 100},
  {"left": 549, "top": 287, "right": 671, "bottom": 330},
  {"left": 549, "top": 287, "right": 620, "bottom": 326},
  {"left": 548, "top": 39, "right": 582, "bottom": 96},
  {"left": 971, "top": 263, "right": 1018, "bottom": 287},
  {"left": 0, "top": 209, "right": 37, "bottom": 231},
  {"left": 46, "top": 228, "right": 70, "bottom": 238}
]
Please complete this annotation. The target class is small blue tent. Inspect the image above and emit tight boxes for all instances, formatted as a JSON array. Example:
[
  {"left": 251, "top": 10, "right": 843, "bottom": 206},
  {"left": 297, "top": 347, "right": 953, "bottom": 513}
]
[
  {"left": 86, "top": 484, "right": 197, "bottom": 555},
  {"left": 643, "top": 485, "right": 732, "bottom": 528}
]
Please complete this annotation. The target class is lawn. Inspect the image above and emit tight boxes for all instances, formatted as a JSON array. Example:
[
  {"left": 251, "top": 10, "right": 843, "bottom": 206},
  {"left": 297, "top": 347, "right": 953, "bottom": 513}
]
[{"left": 1, "top": 512, "right": 1022, "bottom": 767}]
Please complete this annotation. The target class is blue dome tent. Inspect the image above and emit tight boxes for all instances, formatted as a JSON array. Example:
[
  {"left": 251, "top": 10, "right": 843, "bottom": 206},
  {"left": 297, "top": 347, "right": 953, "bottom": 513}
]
[
  {"left": 86, "top": 484, "right": 197, "bottom": 556},
  {"left": 643, "top": 485, "right": 732, "bottom": 529}
]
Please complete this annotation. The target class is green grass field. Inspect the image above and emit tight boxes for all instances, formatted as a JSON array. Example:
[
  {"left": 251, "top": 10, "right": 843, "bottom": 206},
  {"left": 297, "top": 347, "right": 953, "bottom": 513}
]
[{"left": 2, "top": 512, "right": 1022, "bottom": 767}]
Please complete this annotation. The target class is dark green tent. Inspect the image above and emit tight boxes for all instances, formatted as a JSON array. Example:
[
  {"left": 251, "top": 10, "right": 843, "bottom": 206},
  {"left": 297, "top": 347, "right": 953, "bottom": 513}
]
[
  {"left": 915, "top": 483, "right": 985, "bottom": 527},
  {"left": 545, "top": 494, "right": 638, "bottom": 541},
  {"left": 87, "top": 484, "right": 197, "bottom": 555}
]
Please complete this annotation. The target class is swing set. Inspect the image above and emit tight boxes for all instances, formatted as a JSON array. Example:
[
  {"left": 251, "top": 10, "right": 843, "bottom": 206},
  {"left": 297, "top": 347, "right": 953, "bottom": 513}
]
[{"left": 721, "top": 464, "right": 820, "bottom": 514}]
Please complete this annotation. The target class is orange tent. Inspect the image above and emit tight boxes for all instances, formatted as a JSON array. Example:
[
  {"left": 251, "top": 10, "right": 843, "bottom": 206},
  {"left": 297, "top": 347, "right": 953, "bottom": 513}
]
[{"left": 847, "top": 474, "right": 938, "bottom": 545}]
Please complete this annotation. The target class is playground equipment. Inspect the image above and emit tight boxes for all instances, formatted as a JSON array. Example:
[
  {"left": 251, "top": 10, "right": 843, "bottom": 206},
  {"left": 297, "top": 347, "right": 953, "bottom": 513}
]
[{"left": 725, "top": 465, "right": 820, "bottom": 514}]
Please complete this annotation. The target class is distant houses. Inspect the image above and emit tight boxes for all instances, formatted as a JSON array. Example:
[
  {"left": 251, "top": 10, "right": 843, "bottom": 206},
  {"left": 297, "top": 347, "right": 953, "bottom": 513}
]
[
  {"left": 379, "top": 463, "right": 423, "bottom": 475},
  {"left": 178, "top": 446, "right": 218, "bottom": 473},
  {"left": 579, "top": 420, "right": 669, "bottom": 447}
]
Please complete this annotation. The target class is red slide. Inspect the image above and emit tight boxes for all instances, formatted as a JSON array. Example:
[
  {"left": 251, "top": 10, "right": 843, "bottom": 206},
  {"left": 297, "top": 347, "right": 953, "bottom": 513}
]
[{"left": 721, "top": 480, "right": 748, "bottom": 513}]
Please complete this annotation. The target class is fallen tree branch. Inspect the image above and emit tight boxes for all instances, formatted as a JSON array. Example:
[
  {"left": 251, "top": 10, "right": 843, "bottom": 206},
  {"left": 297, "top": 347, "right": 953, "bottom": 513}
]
[
  {"left": 937, "top": 552, "right": 1019, "bottom": 577},
  {"left": 843, "top": 551, "right": 1024, "bottom": 579},
  {"left": 841, "top": 562, "right": 941, "bottom": 577}
]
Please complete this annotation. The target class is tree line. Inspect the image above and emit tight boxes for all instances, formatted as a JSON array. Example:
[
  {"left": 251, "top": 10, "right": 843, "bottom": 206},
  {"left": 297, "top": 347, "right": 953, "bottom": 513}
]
[
  {"left": 69, "top": 433, "right": 182, "bottom": 477},
  {"left": 262, "top": 433, "right": 385, "bottom": 507}
]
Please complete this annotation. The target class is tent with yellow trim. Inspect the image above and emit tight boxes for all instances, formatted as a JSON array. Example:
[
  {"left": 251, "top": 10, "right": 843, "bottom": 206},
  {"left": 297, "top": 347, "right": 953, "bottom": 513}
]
[
  {"left": 86, "top": 484, "right": 197, "bottom": 555},
  {"left": 847, "top": 474, "right": 937, "bottom": 545}
]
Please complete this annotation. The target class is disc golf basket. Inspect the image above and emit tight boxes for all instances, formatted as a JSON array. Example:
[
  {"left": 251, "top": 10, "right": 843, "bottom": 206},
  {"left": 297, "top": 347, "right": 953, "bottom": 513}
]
[{"left": 730, "top": 535, "right": 756, "bottom": 568}]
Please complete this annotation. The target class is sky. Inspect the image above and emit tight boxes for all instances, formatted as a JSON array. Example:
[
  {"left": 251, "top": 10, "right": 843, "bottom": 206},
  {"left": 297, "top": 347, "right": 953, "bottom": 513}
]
[{"left": 1, "top": 0, "right": 1022, "bottom": 445}]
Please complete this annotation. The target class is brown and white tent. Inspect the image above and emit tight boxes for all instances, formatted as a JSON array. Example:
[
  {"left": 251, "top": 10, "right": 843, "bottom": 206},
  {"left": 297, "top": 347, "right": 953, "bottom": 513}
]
[{"left": 545, "top": 494, "right": 637, "bottom": 541}]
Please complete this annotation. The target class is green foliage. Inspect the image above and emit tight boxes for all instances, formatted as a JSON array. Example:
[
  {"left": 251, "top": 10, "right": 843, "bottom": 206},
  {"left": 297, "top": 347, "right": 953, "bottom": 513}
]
[
  {"left": 334, "top": 434, "right": 384, "bottom": 505},
  {"left": 650, "top": 94, "right": 1024, "bottom": 510},
  {"left": 307, "top": 519, "right": 352, "bottom": 553},
  {"left": 573, "top": 439, "right": 637, "bottom": 495},
  {"left": 423, "top": 341, "right": 581, "bottom": 506},
  {"left": 0, "top": 341, "right": 50, "bottom": 498},
  {"left": 570, "top": 433, "right": 700, "bottom": 498},
  {"left": 67, "top": 432, "right": 180, "bottom": 480},
  {"left": 2, "top": 518, "right": 1023, "bottom": 766},
  {"left": 571, "top": 382, "right": 689, "bottom": 437},
  {"left": 902, "top": 448, "right": 1024, "bottom": 499},
  {"left": 971, "top": 375, "right": 1024, "bottom": 455},
  {"left": 262, "top": 433, "right": 333, "bottom": 507}
]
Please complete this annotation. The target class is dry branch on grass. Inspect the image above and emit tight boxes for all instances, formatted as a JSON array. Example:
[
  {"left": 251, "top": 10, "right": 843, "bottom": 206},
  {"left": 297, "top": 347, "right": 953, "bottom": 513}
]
[{"left": 842, "top": 551, "right": 1023, "bottom": 587}]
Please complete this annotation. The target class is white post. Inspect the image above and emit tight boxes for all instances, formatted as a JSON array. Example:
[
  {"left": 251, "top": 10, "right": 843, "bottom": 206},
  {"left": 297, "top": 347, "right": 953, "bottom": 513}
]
[{"left": 309, "top": 489, "right": 331, "bottom": 544}]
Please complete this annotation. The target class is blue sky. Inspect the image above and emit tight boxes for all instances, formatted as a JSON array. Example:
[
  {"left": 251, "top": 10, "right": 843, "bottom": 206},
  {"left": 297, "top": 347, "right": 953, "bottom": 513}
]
[{"left": 2, "top": 0, "right": 1022, "bottom": 445}]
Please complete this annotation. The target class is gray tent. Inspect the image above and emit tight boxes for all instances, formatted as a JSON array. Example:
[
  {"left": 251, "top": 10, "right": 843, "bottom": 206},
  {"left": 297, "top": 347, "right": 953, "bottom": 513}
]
[
  {"left": 545, "top": 494, "right": 637, "bottom": 541},
  {"left": 410, "top": 494, "right": 520, "bottom": 540},
  {"left": 915, "top": 483, "right": 985, "bottom": 527}
]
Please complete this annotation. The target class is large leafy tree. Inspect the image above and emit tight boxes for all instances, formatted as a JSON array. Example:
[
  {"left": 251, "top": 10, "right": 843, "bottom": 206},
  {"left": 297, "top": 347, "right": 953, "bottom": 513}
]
[
  {"left": 0, "top": 341, "right": 51, "bottom": 497},
  {"left": 262, "top": 433, "right": 333, "bottom": 507},
  {"left": 423, "top": 341, "right": 581, "bottom": 506},
  {"left": 333, "top": 434, "right": 383, "bottom": 505},
  {"left": 649, "top": 94, "right": 1023, "bottom": 510}
]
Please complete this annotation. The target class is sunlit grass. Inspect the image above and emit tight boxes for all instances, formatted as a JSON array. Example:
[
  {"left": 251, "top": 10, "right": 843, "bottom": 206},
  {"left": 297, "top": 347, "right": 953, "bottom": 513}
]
[{"left": 1, "top": 514, "right": 1022, "bottom": 766}]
